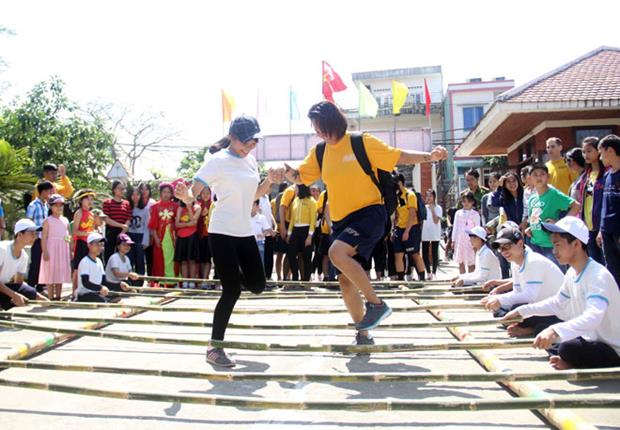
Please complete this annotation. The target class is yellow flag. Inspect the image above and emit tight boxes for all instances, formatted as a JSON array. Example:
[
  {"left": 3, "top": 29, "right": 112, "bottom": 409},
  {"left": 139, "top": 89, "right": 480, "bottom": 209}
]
[
  {"left": 221, "top": 89, "right": 236, "bottom": 123},
  {"left": 391, "top": 80, "right": 409, "bottom": 115},
  {"left": 357, "top": 82, "right": 378, "bottom": 118}
]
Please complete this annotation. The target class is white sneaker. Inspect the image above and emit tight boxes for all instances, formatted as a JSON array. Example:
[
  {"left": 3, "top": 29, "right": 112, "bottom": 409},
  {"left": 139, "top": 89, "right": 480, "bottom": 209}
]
[
  {"left": 188, "top": 282, "right": 196, "bottom": 289},
  {"left": 181, "top": 281, "right": 188, "bottom": 289}
]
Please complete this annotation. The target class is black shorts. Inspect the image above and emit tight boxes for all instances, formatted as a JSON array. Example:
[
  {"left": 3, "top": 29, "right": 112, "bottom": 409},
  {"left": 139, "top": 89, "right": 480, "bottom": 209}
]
[
  {"left": 198, "top": 236, "right": 212, "bottom": 263},
  {"left": 275, "top": 235, "right": 288, "bottom": 253},
  {"left": 174, "top": 232, "right": 200, "bottom": 262},
  {"left": 393, "top": 225, "right": 422, "bottom": 253},
  {"left": 73, "top": 240, "right": 89, "bottom": 270},
  {"left": 332, "top": 204, "right": 387, "bottom": 262},
  {"left": 318, "top": 232, "right": 333, "bottom": 255}
]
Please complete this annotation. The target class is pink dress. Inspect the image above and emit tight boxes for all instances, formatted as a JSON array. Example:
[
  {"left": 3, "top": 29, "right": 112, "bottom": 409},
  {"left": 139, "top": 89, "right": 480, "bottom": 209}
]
[
  {"left": 38, "top": 216, "right": 72, "bottom": 284},
  {"left": 451, "top": 209, "right": 481, "bottom": 266}
]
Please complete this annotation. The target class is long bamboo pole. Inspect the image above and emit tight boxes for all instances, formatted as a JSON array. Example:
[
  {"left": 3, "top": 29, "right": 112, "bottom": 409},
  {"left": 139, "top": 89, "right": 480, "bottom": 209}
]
[
  {"left": 0, "top": 319, "right": 533, "bottom": 353},
  {"left": 1, "top": 359, "right": 619, "bottom": 383},
  {"left": 407, "top": 290, "right": 599, "bottom": 430},
  {"left": 26, "top": 300, "right": 485, "bottom": 314},
  {"left": 4, "top": 311, "right": 520, "bottom": 331},
  {"left": 0, "top": 377, "right": 617, "bottom": 411}
]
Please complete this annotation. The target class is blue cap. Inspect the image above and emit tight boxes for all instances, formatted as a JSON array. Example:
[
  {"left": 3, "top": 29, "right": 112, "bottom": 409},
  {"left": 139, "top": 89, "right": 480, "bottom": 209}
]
[{"left": 229, "top": 116, "right": 262, "bottom": 143}]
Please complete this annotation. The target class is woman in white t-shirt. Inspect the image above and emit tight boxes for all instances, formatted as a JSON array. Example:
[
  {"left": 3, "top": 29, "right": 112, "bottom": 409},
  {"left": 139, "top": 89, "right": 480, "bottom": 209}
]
[
  {"left": 175, "top": 116, "right": 283, "bottom": 368},
  {"left": 421, "top": 189, "right": 443, "bottom": 280}
]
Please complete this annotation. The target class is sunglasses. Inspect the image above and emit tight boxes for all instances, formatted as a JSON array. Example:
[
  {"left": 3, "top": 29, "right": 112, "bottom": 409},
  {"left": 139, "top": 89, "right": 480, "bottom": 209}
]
[{"left": 498, "top": 242, "right": 514, "bottom": 252}]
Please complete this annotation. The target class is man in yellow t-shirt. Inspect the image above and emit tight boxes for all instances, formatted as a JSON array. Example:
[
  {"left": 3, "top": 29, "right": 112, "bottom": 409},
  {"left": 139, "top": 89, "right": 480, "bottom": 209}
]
[
  {"left": 546, "top": 137, "right": 576, "bottom": 195},
  {"left": 283, "top": 101, "right": 447, "bottom": 346}
]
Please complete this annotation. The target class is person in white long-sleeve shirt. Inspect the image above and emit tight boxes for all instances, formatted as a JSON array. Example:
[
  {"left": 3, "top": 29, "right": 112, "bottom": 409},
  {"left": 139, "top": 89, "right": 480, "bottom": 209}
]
[
  {"left": 504, "top": 216, "right": 620, "bottom": 369},
  {"left": 482, "top": 223, "right": 564, "bottom": 337},
  {"left": 451, "top": 226, "right": 501, "bottom": 287}
]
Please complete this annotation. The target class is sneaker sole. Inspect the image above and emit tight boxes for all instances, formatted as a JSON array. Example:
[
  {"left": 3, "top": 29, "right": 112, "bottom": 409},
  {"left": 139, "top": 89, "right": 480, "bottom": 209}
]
[
  {"left": 355, "top": 307, "right": 393, "bottom": 331},
  {"left": 206, "top": 358, "right": 236, "bottom": 368}
]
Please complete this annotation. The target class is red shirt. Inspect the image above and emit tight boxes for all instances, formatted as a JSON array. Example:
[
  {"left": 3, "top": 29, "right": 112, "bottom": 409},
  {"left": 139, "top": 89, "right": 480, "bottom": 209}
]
[{"left": 176, "top": 205, "right": 199, "bottom": 238}]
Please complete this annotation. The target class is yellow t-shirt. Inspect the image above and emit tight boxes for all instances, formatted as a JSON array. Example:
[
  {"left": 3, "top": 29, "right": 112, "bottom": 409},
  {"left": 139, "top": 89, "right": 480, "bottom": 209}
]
[
  {"left": 270, "top": 198, "right": 276, "bottom": 218},
  {"left": 279, "top": 185, "right": 295, "bottom": 223},
  {"left": 584, "top": 170, "right": 597, "bottom": 231},
  {"left": 395, "top": 190, "right": 418, "bottom": 229},
  {"left": 546, "top": 159, "right": 575, "bottom": 196},
  {"left": 298, "top": 133, "right": 401, "bottom": 222},
  {"left": 288, "top": 197, "right": 317, "bottom": 235},
  {"left": 33, "top": 175, "right": 75, "bottom": 199}
]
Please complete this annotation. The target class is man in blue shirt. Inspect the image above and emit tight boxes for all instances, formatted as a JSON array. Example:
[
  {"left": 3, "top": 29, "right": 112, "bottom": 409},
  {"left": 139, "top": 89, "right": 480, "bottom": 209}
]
[
  {"left": 25, "top": 180, "right": 53, "bottom": 291},
  {"left": 598, "top": 134, "right": 620, "bottom": 289}
]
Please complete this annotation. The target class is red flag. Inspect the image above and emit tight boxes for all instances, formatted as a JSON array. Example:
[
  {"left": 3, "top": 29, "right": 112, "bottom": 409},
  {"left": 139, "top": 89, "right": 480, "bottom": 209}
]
[
  {"left": 424, "top": 78, "right": 432, "bottom": 118},
  {"left": 322, "top": 61, "right": 347, "bottom": 103}
]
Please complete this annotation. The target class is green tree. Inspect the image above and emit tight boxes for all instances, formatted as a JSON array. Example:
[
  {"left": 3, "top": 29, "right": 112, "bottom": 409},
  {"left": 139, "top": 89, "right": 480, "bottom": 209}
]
[
  {"left": 177, "top": 147, "right": 207, "bottom": 178},
  {"left": 0, "top": 139, "right": 37, "bottom": 233},
  {"left": 0, "top": 77, "right": 115, "bottom": 191}
]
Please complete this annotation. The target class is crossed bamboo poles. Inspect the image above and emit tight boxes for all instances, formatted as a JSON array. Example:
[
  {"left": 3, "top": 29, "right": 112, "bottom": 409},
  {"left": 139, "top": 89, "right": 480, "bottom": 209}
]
[{"left": 2, "top": 278, "right": 618, "bottom": 418}]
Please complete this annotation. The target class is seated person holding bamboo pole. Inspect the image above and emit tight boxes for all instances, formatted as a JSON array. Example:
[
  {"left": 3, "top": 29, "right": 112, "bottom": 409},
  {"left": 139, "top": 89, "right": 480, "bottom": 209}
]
[
  {"left": 0, "top": 219, "right": 49, "bottom": 310},
  {"left": 451, "top": 226, "right": 501, "bottom": 287},
  {"left": 105, "top": 233, "right": 140, "bottom": 287},
  {"left": 76, "top": 232, "right": 130, "bottom": 303},
  {"left": 504, "top": 216, "right": 620, "bottom": 369},
  {"left": 481, "top": 222, "right": 564, "bottom": 337}
]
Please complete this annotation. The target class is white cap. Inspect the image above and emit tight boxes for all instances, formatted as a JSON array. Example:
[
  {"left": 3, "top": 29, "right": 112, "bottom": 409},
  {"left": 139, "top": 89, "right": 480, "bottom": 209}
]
[
  {"left": 542, "top": 216, "right": 589, "bottom": 245},
  {"left": 14, "top": 218, "right": 41, "bottom": 234},
  {"left": 465, "top": 226, "right": 488, "bottom": 241},
  {"left": 87, "top": 232, "right": 106, "bottom": 244}
]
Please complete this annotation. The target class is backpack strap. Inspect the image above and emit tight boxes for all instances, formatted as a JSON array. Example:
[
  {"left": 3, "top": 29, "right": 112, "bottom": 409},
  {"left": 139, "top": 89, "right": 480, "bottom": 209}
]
[
  {"left": 316, "top": 141, "right": 326, "bottom": 171},
  {"left": 350, "top": 132, "right": 383, "bottom": 196}
]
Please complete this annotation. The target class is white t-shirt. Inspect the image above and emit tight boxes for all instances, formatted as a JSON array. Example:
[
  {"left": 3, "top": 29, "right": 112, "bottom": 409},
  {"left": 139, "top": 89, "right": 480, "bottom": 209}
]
[
  {"left": 518, "top": 258, "right": 620, "bottom": 355},
  {"left": 77, "top": 255, "right": 105, "bottom": 296},
  {"left": 459, "top": 245, "right": 502, "bottom": 285},
  {"left": 498, "top": 247, "right": 563, "bottom": 308},
  {"left": 194, "top": 149, "right": 259, "bottom": 237},
  {"left": 421, "top": 205, "right": 442, "bottom": 241},
  {"left": 0, "top": 241, "right": 29, "bottom": 284},
  {"left": 251, "top": 213, "right": 271, "bottom": 241},
  {"left": 258, "top": 195, "right": 274, "bottom": 228},
  {"left": 105, "top": 252, "right": 132, "bottom": 282}
]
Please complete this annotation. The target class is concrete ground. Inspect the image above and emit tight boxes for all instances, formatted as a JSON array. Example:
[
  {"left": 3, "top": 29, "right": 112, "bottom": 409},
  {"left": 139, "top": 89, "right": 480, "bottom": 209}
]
[{"left": 0, "top": 260, "right": 619, "bottom": 430}]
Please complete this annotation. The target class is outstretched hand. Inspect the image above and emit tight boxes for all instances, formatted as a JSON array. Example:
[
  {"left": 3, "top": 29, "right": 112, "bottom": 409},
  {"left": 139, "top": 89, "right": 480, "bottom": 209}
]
[
  {"left": 284, "top": 163, "right": 300, "bottom": 183},
  {"left": 267, "top": 167, "right": 285, "bottom": 184},
  {"left": 429, "top": 146, "right": 448, "bottom": 162},
  {"left": 174, "top": 182, "right": 190, "bottom": 204}
]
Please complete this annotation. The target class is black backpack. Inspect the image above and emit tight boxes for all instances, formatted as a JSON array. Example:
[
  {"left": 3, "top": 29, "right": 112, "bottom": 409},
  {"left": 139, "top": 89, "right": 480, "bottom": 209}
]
[
  {"left": 414, "top": 191, "right": 427, "bottom": 222},
  {"left": 315, "top": 132, "right": 397, "bottom": 216}
]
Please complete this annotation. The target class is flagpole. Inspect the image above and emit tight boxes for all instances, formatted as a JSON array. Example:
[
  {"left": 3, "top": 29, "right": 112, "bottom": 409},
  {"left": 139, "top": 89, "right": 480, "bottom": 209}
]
[{"left": 289, "top": 85, "right": 293, "bottom": 160}]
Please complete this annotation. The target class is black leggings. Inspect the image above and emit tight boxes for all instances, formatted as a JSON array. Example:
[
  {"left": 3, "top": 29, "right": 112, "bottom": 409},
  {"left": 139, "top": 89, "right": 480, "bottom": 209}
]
[
  {"left": 286, "top": 226, "right": 313, "bottom": 281},
  {"left": 209, "top": 234, "right": 265, "bottom": 341},
  {"left": 422, "top": 241, "right": 439, "bottom": 274}
]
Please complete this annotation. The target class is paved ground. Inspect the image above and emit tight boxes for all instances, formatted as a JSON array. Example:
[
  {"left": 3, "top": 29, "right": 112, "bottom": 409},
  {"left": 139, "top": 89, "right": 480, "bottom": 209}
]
[{"left": 0, "top": 261, "right": 619, "bottom": 430}]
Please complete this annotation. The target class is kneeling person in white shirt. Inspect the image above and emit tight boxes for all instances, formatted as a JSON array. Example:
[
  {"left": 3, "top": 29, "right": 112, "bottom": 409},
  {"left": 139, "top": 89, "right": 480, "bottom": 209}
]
[
  {"left": 105, "top": 233, "right": 140, "bottom": 291},
  {"left": 451, "top": 226, "right": 501, "bottom": 287},
  {"left": 504, "top": 216, "right": 620, "bottom": 369},
  {"left": 482, "top": 223, "right": 564, "bottom": 337}
]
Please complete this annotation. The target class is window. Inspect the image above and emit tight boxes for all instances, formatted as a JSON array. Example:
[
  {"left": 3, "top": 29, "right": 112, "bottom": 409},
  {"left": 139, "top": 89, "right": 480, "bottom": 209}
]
[
  {"left": 575, "top": 127, "right": 614, "bottom": 145},
  {"left": 463, "top": 106, "right": 484, "bottom": 131}
]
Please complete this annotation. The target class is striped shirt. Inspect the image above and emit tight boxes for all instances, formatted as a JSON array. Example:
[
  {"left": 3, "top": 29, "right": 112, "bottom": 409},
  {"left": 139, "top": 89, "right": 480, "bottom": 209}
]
[{"left": 103, "top": 198, "right": 132, "bottom": 224}]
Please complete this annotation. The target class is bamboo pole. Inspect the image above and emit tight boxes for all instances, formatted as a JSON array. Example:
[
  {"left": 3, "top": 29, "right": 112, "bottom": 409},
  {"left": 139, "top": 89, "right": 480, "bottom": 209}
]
[
  {"left": 113, "top": 290, "right": 486, "bottom": 301},
  {"left": 0, "top": 377, "right": 617, "bottom": 411},
  {"left": 26, "top": 300, "right": 485, "bottom": 314},
  {"left": 1, "top": 359, "right": 619, "bottom": 384},
  {"left": 0, "top": 319, "right": 533, "bottom": 353},
  {"left": 5, "top": 311, "right": 520, "bottom": 331},
  {"left": 407, "top": 290, "right": 599, "bottom": 430},
  {"left": 138, "top": 275, "right": 451, "bottom": 288}
]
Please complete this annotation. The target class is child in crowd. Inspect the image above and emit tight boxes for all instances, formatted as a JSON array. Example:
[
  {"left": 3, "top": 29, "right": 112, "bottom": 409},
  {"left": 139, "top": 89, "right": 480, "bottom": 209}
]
[
  {"left": 76, "top": 232, "right": 130, "bottom": 303},
  {"left": 251, "top": 199, "right": 274, "bottom": 264},
  {"left": 451, "top": 226, "right": 500, "bottom": 287},
  {"left": 451, "top": 192, "right": 480, "bottom": 274},
  {"left": 127, "top": 185, "right": 150, "bottom": 281},
  {"left": 174, "top": 199, "right": 201, "bottom": 288},
  {"left": 105, "top": 233, "right": 140, "bottom": 289},
  {"left": 72, "top": 189, "right": 95, "bottom": 297},
  {"left": 39, "top": 194, "right": 71, "bottom": 300},
  {"left": 197, "top": 187, "right": 213, "bottom": 288},
  {"left": 504, "top": 216, "right": 620, "bottom": 369}
]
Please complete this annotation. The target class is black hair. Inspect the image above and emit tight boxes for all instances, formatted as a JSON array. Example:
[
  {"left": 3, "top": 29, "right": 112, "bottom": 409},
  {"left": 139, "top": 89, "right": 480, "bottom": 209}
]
[
  {"left": 208, "top": 137, "right": 231, "bottom": 154},
  {"left": 278, "top": 182, "right": 289, "bottom": 193},
  {"left": 426, "top": 189, "right": 436, "bottom": 200},
  {"left": 36, "top": 180, "right": 54, "bottom": 194},
  {"left": 111, "top": 180, "right": 124, "bottom": 193},
  {"left": 565, "top": 147, "right": 586, "bottom": 169},
  {"left": 42, "top": 163, "right": 58, "bottom": 172},
  {"left": 253, "top": 199, "right": 260, "bottom": 206},
  {"left": 395, "top": 173, "right": 405, "bottom": 185},
  {"left": 297, "top": 184, "right": 311, "bottom": 199},
  {"left": 582, "top": 137, "right": 606, "bottom": 181},
  {"left": 307, "top": 101, "right": 348, "bottom": 141},
  {"left": 520, "top": 165, "right": 531, "bottom": 177},
  {"left": 461, "top": 191, "right": 477, "bottom": 209},
  {"left": 465, "top": 169, "right": 480, "bottom": 180},
  {"left": 598, "top": 134, "right": 620, "bottom": 157},
  {"left": 127, "top": 184, "right": 146, "bottom": 210},
  {"left": 499, "top": 171, "right": 524, "bottom": 204},
  {"left": 530, "top": 162, "right": 548, "bottom": 174}
]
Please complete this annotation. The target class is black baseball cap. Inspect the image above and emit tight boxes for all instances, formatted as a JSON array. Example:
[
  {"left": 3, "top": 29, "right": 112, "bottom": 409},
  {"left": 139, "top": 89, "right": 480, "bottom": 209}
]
[
  {"left": 491, "top": 224, "right": 524, "bottom": 249},
  {"left": 229, "top": 116, "right": 262, "bottom": 143}
]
